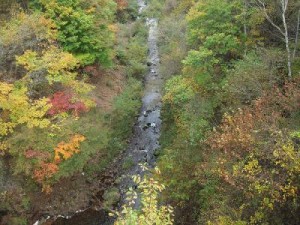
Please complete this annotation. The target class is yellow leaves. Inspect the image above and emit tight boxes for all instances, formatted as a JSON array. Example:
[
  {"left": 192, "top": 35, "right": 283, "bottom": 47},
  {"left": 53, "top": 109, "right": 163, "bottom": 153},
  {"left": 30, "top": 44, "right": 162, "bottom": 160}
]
[
  {"left": 262, "top": 197, "right": 274, "bottom": 210},
  {"left": 108, "top": 23, "right": 118, "bottom": 33},
  {"left": 0, "top": 120, "right": 15, "bottom": 136},
  {"left": 54, "top": 134, "right": 85, "bottom": 162},
  {"left": 273, "top": 142, "right": 300, "bottom": 173},
  {"left": 0, "top": 82, "right": 51, "bottom": 136},
  {"left": 163, "top": 75, "right": 194, "bottom": 105},
  {"left": 39, "top": 15, "right": 57, "bottom": 40},
  {"left": 114, "top": 168, "right": 174, "bottom": 225},
  {"left": 16, "top": 46, "right": 95, "bottom": 97},
  {"left": 186, "top": 5, "right": 206, "bottom": 22},
  {"left": 0, "top": 12, "right": 57, "bottom": 46},
  {"left": 16, "top": 50, "right": 39, "bottom": 71},
  {"left": 0, "top": 82, "right": 13, "bottom": 98},
  {"left": 0, "top": 141, "right": 8, "bottom": 155},
  {"left": 242, "top": 157, "right": 261, "bottom": 176},
  {"left": 17, "top": 46, "right": 79, "bottom": 85},
  {"left": 86, "top": 7, "right": 96, "bottom": 14},
  {"left": 15, "top": 96, "right": 51, "bottom": 128}
]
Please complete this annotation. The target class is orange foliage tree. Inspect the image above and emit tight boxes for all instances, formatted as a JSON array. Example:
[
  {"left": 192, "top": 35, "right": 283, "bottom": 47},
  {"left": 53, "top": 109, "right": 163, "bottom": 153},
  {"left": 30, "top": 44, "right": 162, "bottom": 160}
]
[
  {"left": 54, "top": 134, "right": 86, "bottom": 163},
  {"left": 31, "top": 134, "right": 86, "bottom": 193}
]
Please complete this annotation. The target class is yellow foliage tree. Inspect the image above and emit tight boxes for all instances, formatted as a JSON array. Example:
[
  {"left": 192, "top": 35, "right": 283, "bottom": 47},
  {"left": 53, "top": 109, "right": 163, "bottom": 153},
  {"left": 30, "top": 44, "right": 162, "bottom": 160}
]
[
  {"left": 114, "top": 167, "right": 174, "bottom": 225},
  {"left": 0, "top": 82, "right": 50, "bottom": 136},
  {"left": 16, "top": 46, "right": 95, "bottom": 108}
]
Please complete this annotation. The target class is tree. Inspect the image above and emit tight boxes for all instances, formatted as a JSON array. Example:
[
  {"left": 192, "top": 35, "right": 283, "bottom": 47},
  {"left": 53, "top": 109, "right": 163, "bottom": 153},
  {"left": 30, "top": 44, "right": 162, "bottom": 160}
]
[
  {"left": 0, "top": 12, "right": 56, "bottom": 79},
  {"left": 207, "top": 80, "right": 300, "bottom": 224},
  {"left": 254, "top": 0, "right": 295, "bottom": 78},
  {"left": 293, "top": 9, "right": 300, "bottom": 58},
  {"left": 113, "top": 168, "right": 174, "bottom": 225},
  {"left": 0, "top": 82, "right": 50, "bottom": 137},
  {"left": 37, "top": 0, "right": 116, "bottom": 65},
  {"left": 16, "top": 46, "right": 95, "bottom": 108},
  {"left": 184, "top": 0, "right": 245, "bottom": 84}
]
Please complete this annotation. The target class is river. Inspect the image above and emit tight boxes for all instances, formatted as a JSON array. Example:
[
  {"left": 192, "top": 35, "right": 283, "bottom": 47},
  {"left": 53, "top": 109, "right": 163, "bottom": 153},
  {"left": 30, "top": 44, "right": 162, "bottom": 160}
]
[{"left": 40, "top": 0, "right": 162, "bottom": 224}]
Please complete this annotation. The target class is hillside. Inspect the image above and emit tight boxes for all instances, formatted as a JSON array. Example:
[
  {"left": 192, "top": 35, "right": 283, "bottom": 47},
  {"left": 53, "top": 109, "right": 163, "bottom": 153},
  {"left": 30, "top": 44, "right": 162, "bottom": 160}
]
[{"left": 0, "top": 0, "right": 300, "bottom": 225}]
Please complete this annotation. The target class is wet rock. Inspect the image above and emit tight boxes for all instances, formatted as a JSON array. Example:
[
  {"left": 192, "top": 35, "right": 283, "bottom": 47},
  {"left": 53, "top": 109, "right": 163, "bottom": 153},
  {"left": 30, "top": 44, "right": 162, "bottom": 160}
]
[{"left": 143, "top": 111, "right": 148, "bottom": 117}]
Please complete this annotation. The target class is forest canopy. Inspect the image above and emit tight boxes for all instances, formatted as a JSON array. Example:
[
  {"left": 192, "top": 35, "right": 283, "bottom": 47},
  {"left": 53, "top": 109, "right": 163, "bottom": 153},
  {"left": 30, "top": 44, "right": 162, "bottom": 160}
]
[{"left": 0, "top": 0, "right": 300, "bottom": 224}]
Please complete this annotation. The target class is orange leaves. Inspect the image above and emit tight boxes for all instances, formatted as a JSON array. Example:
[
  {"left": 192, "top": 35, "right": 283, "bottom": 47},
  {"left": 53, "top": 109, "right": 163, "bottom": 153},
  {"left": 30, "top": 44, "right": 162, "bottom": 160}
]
[
  {"left": 208, "top": 78, "right": 300, "bottom": 158},
  {"left": 34, "top": 162, "right": 59, "bottom": 183},
  {"left": 209, "top": 109, "right": 255, "bottom": 158},
  {"left": 31, "top": 134, "right": 85, "bottom": 193},
  {"left": 54, "top": 134, "right": 85, "bottom": 163},
  {"left": 33, "top": 162, "right": 59, "bottom": 193}
]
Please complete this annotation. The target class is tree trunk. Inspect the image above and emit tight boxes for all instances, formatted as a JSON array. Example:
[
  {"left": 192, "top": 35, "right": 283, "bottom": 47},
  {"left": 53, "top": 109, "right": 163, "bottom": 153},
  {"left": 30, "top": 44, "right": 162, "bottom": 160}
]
[
  {"left": 256, "top": 0, "right": 293, "bottom": 78},
  {"left": 243, "top": 0, "right": 249, "bottom": 55},
  {"left": 293, "top": 9, "right": 300, "bottom": 59},
  {"left": 281, "top": 0, "right": 292, "bottom": 78}
]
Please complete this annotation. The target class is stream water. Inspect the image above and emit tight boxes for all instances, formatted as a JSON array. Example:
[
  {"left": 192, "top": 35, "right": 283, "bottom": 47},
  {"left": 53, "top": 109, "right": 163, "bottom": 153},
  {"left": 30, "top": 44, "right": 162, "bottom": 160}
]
[{"left": 41, "top": 1, "right": 162, "bottom": 225}]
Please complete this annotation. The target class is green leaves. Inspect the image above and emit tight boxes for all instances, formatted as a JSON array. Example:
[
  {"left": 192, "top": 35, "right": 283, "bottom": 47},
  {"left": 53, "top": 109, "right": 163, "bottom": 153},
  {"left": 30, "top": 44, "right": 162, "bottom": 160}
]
[
  {"left": 38, "top": 0, "right": 116, "bottom": 65},
  {"left": 183, "top": 47, "right": 219, "bottom": 71},
  {"left": 185, "top": 0, "right": 244, "bottom": 75},
  {"left": 163, "top": 75, "right": 194, "bottom": 105}
]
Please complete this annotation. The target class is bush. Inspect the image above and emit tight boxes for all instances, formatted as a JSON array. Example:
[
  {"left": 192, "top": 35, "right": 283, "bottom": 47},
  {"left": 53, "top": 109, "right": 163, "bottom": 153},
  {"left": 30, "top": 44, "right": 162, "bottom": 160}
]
[
  {"left": 110, "top": 77, "right": 142, "bottom": 140},
  {"left": 116, "top": 21, "right": 148, "bottom": 79},
  {"left": 222, "top": 52, "right": 279, "bottom": 108},
  {"left": 0, "top": 12, "right": 56, "bottom": 80}
]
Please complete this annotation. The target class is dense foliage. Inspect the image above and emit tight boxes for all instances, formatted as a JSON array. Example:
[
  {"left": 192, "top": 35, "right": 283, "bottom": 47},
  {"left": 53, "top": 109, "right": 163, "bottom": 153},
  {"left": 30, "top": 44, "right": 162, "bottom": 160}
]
[
  {"left": 1, "top": 0, "right": 300, "bottom": 224},
  {"left": 0, "top": 0, "right": 145, "bottom": 224},
  {"left": 114, "top": 167, "right": 174, "bottom": 225},
  {"left": 155, "top": 0, "right": 300, "bottom": 224}
]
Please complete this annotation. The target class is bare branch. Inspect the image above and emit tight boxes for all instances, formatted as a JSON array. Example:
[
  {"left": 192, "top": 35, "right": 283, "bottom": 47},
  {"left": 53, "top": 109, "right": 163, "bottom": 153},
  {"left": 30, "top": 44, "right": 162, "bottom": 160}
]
[{"left": 255, "top": 0, "right": 285, "bottom": 36}]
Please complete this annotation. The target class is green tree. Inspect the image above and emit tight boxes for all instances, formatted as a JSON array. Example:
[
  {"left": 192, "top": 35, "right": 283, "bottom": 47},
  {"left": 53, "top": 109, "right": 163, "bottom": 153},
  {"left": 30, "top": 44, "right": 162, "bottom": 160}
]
[{"left": 37, "top": 0, "right": 116, "bottom": 65}]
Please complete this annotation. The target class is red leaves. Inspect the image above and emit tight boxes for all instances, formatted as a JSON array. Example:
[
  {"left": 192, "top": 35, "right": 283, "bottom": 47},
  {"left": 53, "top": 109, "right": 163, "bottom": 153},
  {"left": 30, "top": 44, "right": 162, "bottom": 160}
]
[
  {"left": 29, "top": 134, "right": 86, "bottom": 193},
  {"left": 48, "top": 91, "right": 87, "bottom": 116}
]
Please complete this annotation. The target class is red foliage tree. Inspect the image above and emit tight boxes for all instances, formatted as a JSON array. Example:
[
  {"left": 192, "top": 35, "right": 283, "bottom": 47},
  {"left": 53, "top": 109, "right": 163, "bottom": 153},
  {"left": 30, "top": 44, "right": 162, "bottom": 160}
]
[{"left": 48, "top": 91, "right": 87, "bottom": 116}]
